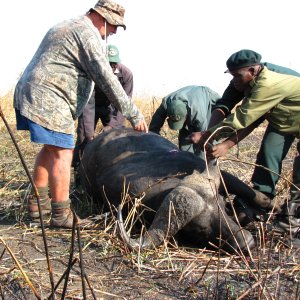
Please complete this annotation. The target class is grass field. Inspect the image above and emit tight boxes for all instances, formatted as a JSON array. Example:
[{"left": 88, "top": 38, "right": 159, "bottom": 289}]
[{"left": 0, "top": 90, "right": 299, "bottom": 299}]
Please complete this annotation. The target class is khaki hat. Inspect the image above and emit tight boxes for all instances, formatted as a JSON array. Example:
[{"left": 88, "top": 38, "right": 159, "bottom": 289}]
[
  {"left": 93, "top": 0, "right": 126, "bottom": 30},
  {"left": 167, "top": 100, "right": 187, "bottom": 130}
]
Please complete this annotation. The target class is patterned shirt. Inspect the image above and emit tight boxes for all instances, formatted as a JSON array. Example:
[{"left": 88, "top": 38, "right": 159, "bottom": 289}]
[
  {"left": 94, "top": 63, "right": 133, "bottom": 107},
  {"left": 14, "top": 15, "right": 144, "bottom": 134}
]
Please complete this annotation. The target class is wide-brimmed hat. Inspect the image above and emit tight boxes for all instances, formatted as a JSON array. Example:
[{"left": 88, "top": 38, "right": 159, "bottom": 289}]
[
  {"left": 225, "top": 49, "right": 262, "bottom": 73},
  {"left": 167, "top": 100, "right": 187, "bottom": 130},
  {"left": 93, "top": 0, "right": 126, "bottom": 30}
]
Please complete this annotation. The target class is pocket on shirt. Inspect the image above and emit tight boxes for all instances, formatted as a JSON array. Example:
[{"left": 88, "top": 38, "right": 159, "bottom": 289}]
[{"left": 268, "top": 103, "right": 292, "bottom": 126}]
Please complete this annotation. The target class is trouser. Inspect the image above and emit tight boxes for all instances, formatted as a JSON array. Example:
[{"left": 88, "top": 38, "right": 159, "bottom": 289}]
[
  {"left": 72, "top": 96, "right": 96, "bottom": 171},
  {"left": 95, "top": 106, "right": 125, "bottom": 129},
  {"left": 251, "top": 124, "right": 295, "bottom": 198},
  {"left": 73, "top": 101, "right": 125, "bottom": 164},
  {"left": 288, "top": 149, "right": 300, "bottom": 214},
  {"left": 178, "top": 128, "right": 204, "bottom": 159},
  {"left": 278, "top": 140, "right": 300, "bottom": 236}
]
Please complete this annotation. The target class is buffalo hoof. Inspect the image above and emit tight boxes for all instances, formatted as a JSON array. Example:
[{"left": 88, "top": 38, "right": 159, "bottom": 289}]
[
  {"left": 226, "top": 229, "right": 255, "bottom": 253},
  {"left": 240, "top": 229, "right": 256, "bottom": 250},
  {"left": 233, "top": 197, "right": 268, "bottom": 226}
]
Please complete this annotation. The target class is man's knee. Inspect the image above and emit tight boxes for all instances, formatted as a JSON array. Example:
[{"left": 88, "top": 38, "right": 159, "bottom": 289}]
[{"left": 44, "top": 145, "right": 73, "bottom": 160}]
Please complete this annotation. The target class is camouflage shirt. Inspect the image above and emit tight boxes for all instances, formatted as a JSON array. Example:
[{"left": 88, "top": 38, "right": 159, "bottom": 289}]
[{"left": 14, "top": 15, "right": 144, "bottom": 134}]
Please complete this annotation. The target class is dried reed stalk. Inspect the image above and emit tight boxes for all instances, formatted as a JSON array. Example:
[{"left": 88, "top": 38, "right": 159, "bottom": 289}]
[{"left": 0, "top": 237, "right": 41, "bottom": 299}]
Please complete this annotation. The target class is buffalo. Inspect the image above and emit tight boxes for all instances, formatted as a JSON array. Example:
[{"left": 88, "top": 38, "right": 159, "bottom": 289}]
[{"left": 79, "top": 128, "right": 273, "bottom": 252}]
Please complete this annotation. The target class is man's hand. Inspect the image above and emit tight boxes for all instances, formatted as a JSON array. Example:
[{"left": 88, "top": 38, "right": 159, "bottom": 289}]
[
  {"left": 207, "top": 142, "right": 230, "bottom": 158},
  {"left": 188, "top": 131, "right": 211, "bottom": 146},
  {"left": 102, "top": 125, "right": 113, "bottom": 132},
  {"left": 134, "top": 120, "right": 148, "bottom": 133}
]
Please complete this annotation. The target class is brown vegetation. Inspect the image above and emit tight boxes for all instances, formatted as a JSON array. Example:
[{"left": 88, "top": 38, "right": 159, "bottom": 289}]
[{"left": 0, "top": 92, "right": 299, "bottom": 299}]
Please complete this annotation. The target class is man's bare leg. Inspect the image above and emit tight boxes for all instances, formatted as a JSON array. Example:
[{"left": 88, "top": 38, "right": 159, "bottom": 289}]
[
  {"left": 28, "top": 146, "right": 53, "bottom": 218},
  {"left": 32, "top": 144, "right": 92, "bottom": 228},
  {"left": 33, "top": 145, "right": 73, "bottom": 202},
  {"left": 31, "top": 145, "right": 80, "bottom": 228}
]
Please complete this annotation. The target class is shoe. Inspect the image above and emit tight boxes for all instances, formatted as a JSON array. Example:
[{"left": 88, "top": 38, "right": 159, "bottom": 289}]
[
  {"left": 50, "top": 205, "right": 92, "bottom": 229},
  {"left": 276, "top": 218, "right": 300, "bottom": 235},
  {"left": 28, "top": 196, "right": 51, "bottom": 219}
]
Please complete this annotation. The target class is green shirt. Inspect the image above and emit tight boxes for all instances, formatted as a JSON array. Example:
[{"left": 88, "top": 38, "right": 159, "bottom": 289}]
[
  {"left": 212, "top": 67, "right": 300, "bottom": 138},
  {"left": 214, "top": 62, "right": 300, "bottom": 117},
  {"left": 149, "top": 85, "right": 220, "bottom": 134}
]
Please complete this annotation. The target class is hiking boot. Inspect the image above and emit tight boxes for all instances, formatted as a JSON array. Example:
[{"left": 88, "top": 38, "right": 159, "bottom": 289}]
[
  {"left": 251, "top": 190, "right": 279, "bottom": 211},
  {"left": 28, "top": 187, "right": 52, "bottom": 219},
  {"left": 274, "top": 223, "right": 300, "bottom": 248},
  {"left": 277, "top": 197, "right": 300, "bottom": 228},
  {"left": 50, "top": 200, "right": 92, "bottom": 229},
  {"left": 28, "top": 196, "right": 51, "bottom": 219}
]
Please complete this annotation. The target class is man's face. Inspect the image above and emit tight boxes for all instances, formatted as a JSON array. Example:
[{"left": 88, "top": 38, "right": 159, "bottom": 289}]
[
  {"left": 106, "top": 22, "right": 118, "bottom": 36},
  {"left": 110, "top": 62, "right": 117, "bottom": 72},
  {"left": 229, "top": 67, "right": 255, "bottom": 92},
  {"left": 99, "top": 22, "right": 118, "bottom": 39}
]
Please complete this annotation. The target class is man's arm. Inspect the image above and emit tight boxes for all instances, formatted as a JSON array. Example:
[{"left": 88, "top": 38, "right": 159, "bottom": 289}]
[
  {"left": 208, "top": 117, "right": 265, "bottom": 158},
  {"left": 118, "top": 64, "right": 133, "bottom": 98},
  {"left": 149, "top": 104, "right": 167, "bottom": 135},
  {"left": 189, "top": 81, "right": 244, "bottom": 143},
  {"left": 210, "top": 81, "right": 244, "bottom": 124},
  {"left": 208, "top": 108, "right": 226, "bottom": 128}
]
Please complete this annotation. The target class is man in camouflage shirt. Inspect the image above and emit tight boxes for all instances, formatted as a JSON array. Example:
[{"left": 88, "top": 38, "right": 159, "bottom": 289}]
[{"left": 13, "top": 0, "right": 148, "bottom": 228}]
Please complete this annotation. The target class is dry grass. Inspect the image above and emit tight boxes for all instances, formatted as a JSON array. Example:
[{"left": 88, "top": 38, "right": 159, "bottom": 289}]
[{"left": 0, "top": 91, "right": 299, "bottom": 299}]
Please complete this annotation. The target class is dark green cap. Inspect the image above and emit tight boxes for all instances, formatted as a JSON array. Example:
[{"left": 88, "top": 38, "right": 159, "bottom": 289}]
[
  {"left": 166, "top": 100, "right": 187, "bottom": 130},
  {"left": 225, "top": 49, "right": 262, "bottom": 73}
]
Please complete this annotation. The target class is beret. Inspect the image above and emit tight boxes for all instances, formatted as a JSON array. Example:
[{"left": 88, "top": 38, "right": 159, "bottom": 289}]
[{"left": 225, "top": 49, "right": 262, "bottom": 72}]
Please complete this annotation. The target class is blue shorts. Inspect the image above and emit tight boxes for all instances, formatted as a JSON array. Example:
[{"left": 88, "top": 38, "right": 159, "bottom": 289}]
[{"left": 15, "top": 109, "right": 74, "bottom": 149}]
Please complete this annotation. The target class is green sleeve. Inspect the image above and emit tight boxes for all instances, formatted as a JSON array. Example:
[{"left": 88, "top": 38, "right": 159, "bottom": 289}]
[
  {"left": 149, "top": 104, "right": 167, "bottom": 135},
  {"left": 223, "top": 86, "right": 284, "bottom": 130},
  {"left": 210, "top": 84, "right": 284, "bottom": 140},
  {"left": 213, "top": 81, "right": 244, "bottom": 116}
]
